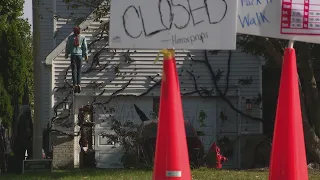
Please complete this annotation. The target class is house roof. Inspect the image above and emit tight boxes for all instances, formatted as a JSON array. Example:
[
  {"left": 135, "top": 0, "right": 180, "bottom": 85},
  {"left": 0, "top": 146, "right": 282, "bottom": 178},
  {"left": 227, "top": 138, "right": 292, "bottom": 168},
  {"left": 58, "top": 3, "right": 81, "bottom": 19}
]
[{"left": 45, "top": 10, "right": 97, "bottom": 65}]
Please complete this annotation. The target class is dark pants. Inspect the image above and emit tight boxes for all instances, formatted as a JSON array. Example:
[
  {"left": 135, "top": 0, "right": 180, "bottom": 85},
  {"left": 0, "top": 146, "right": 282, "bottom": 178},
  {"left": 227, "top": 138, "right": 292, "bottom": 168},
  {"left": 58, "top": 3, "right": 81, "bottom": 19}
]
[{"left": 71, "top": 55, "right": 82, "bottom": 86}]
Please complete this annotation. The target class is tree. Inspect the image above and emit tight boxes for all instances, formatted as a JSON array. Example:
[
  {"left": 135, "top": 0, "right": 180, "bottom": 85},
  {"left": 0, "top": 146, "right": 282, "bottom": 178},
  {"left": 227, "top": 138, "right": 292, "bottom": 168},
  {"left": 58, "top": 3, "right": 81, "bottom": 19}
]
[
  {"left": 16, "top": 18, "right": 34, "bottom": 110},
  {"left": 0, "top": 0, "right": 24, "bottom": 20},
  {"left": 0, "top": 77, "right": 13, "bottom": 126},
  {"left": 238, "top": 35, "right": 320, "bottom": 163},
  {"left": 0, "top": 0, "right": 33, "bottom": 125},
  {"left": 0, "top": 21, "right": 27, "bottom": 104}
]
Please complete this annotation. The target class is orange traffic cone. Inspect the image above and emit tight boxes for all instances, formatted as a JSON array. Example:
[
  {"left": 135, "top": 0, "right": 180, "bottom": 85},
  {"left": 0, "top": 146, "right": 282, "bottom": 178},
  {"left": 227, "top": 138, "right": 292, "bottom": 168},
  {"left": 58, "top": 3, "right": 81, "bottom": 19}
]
[
  {"left": 269, "top": 48, "right": 308, "bottom": 180},
  {"left": 152, "top": 49, "right": 191, "bottom": 180}
]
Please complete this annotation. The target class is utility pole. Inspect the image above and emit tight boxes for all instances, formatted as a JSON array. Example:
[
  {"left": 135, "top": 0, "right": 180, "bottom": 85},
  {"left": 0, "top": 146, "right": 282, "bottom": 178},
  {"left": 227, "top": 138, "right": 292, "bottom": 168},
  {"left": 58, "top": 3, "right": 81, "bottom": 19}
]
[{"left": 32, "top": 0, "right": 43, "bottom": 159}]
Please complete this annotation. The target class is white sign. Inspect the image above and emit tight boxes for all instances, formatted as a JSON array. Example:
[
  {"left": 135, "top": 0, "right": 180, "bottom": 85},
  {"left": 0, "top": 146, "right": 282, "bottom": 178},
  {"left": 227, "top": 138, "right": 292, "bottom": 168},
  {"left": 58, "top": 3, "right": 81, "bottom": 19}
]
[
  {"left": 109, "top": 0, "right": 238, "bottom": 50},
  {"left": 237, "top": 0, "right": 320, "bottom": 44},
  {"left": 281, "top": 0, "right": 320, "bottom": 35}
]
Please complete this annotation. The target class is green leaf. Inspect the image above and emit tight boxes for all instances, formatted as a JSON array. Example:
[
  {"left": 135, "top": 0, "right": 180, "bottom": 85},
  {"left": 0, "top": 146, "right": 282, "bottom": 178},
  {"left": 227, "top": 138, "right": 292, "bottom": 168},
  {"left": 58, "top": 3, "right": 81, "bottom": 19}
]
[{"left": 154, "top": 52, "right": 160, "bottom": 64}]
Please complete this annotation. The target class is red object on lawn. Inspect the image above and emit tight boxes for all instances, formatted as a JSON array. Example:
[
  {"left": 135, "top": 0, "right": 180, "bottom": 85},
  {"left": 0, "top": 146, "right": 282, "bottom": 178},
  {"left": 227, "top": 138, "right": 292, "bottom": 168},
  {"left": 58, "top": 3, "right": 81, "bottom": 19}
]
[
  {"left": 152, "top": 49, "right": 191, "bottom": 180},
  {"left": 268, "top": 48, "right": 308, "bottom": 180},
  {"left": 209, "top": 142, "right": 227, "bottom": 169}
]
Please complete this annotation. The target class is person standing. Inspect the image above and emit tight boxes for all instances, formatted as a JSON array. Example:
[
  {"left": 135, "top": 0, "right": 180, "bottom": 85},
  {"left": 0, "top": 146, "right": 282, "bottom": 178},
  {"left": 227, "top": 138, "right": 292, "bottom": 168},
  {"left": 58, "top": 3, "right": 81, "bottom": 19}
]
[{"left": 65, "top": 26, "right": 88, "bottom": 93}]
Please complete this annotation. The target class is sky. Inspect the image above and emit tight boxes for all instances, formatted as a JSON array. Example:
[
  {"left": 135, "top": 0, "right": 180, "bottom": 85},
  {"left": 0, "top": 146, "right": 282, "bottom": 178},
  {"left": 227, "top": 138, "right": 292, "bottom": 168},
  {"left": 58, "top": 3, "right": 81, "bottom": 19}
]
[{"left": 23, "top": 0, "right": 33, "bottom": 29}]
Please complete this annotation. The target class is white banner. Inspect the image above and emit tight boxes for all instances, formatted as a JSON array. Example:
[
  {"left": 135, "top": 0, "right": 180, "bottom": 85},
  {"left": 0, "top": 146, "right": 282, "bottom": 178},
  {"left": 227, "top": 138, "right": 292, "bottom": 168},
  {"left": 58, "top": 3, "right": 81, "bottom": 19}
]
[
  {"left": 109, "top": 0, "right": 238, "bottom": 50},
  {"left": 237, "top": 0, "right": 320, "bottom": 44}
]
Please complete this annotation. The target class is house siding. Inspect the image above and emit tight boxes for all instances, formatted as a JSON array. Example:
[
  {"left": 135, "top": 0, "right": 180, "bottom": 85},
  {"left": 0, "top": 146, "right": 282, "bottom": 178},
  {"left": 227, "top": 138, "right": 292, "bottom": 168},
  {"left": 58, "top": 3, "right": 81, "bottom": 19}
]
[
  {"left": 52, "top": 48, "right": 262, "bottom": 168},
  {"left": 42, "top": 1, "right": 263, "bottom": 169},
  {"left": 50, "top": 14, "right": 262, "bottom": 133},
  {"left": 40, "top": 1, "right": 94, "bottom": 167},
  {"left": 52, "top": 31, "right": 262, "bottom": 134},
  {"left": 39, "top": 0, "right": 94, "bottom": 128},
  {"left": 55, "top": 0, "right": 93, "bottom": 45}
]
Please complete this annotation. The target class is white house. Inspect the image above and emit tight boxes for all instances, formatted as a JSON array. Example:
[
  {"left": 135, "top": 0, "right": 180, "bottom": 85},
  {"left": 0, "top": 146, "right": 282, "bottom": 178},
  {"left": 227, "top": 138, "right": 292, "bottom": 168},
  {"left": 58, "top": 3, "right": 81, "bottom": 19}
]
[{"left": 38, "top": 0, "right": 263, "bottom": 169}]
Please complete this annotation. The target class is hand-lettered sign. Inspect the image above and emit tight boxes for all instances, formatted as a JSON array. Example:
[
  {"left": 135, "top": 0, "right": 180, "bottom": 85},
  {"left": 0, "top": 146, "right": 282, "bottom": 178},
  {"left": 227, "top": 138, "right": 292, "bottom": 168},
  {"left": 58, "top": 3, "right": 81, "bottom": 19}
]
[
  {"left": 237, "top": 0, "right": 320, "bottom": 44},
  {"left": 109, "top": 0, "right": 238, "bottom": 50}
]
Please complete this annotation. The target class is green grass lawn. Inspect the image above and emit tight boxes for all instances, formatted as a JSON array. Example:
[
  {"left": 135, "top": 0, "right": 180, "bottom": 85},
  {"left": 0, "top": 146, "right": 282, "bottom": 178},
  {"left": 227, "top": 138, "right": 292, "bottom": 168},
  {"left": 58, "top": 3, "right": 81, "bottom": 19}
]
[{"left": 0, "top": 168, "right": 319, "bottom": 180}]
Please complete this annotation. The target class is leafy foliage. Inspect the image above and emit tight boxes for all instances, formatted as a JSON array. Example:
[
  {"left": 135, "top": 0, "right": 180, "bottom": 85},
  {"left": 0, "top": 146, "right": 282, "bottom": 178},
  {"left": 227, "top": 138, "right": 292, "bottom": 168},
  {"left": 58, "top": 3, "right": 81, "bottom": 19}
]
[
  {"left": 0, "top": 1, "right": 33, "bottom": 125},
  {"left": 0, "top": 77, "right": 13, "bottom": 126},
  {"left": 237, "top": 35, "right": 286, "bottom": 67},
  {"left": 238, "top": 34, "right": 320, "bottom": 163},
  {"left": 197, "top": 110, "right": 207, "bottom": 128},
  {"left": 0, "top": 0, "right": 24, "bottom": 20},
  {"left": 99, "top": 108, "right": 142, "bottom": 168},
  {"left": 0, "top": 21, "right": 27, "bottom": 104}
]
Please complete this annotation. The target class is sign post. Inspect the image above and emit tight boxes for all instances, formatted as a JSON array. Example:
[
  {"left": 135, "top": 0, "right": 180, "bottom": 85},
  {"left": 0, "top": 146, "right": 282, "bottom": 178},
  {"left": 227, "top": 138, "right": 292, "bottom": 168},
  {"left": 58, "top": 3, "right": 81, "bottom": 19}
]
[{"left": 288, "top": 40, "right": 295, "bottom": 48}]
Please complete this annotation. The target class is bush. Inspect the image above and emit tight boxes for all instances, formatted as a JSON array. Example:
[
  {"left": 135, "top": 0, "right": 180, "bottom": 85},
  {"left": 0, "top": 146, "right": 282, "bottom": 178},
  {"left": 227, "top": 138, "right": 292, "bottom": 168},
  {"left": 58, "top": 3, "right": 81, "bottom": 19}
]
[{"left": 99, "top": 111, "right": 146, "bottom": 168}]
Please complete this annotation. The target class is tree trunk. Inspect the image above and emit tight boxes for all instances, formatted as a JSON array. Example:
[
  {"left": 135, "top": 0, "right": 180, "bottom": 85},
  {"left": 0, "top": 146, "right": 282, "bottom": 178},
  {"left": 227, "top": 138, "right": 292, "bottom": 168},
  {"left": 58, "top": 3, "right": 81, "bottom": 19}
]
[
  {"left": 296, "top": 43, "right": 320, "bottom": 163},
  {"left": 300, "top": 91, "right": 320, "bottom": 163}
]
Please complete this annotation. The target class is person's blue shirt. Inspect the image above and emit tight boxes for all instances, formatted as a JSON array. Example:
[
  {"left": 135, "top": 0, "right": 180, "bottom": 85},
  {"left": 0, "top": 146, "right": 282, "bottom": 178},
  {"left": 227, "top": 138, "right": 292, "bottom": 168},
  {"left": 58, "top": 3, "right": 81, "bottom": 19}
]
[{"left": 65, "top": 34, "right": 88, "bottom": 58}]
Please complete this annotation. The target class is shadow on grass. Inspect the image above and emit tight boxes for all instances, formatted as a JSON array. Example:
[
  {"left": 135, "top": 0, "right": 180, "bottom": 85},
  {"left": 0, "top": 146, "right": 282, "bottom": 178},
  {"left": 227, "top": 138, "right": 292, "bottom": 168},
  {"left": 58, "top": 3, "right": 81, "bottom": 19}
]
[
  {"left": 0, "top": 168, "right": 153, "bottom": 180},
  {"left": 1, "top": 168, "right": 319, "bottom": 180}
]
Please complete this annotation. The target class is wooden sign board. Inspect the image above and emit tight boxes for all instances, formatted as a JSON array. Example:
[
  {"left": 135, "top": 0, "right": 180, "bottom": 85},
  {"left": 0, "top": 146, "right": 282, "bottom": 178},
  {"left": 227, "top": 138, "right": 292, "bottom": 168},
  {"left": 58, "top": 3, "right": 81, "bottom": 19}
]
[{"left": 22, "top": 159, "right": 53, "bottom": 173}]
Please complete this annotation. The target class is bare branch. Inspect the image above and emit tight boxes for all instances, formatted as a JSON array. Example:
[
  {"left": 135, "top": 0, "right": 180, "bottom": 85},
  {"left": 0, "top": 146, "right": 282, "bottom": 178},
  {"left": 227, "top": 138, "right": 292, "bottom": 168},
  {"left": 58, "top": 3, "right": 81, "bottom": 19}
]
[
  {"left": 201, "top": 50, "right": 263, "bottom": 122},
  {"left": 223, "top": 51, "right": 232, "bottom": 96},
  {"left": 186, "top": 70, "right": 204, "bottom": 98}
]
